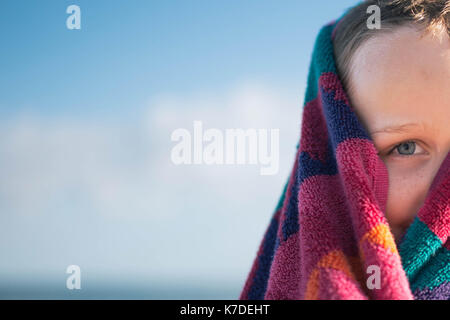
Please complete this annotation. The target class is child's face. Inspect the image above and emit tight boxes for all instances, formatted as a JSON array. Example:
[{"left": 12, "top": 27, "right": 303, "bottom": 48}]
[{"left": 348, "top": 26, "right": 450, "bottom": 241}]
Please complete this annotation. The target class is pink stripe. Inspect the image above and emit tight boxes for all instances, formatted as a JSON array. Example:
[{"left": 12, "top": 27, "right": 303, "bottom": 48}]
[
  {"left": 299, "top": 97, "right": 329, "bottom": 163},
  {"left": 428, "top": 152, "right": 449, "bottom": 194},
  {"left": 298, "top": 174, "right": 359, "bottom": 293},
  {"left": 417, "top": 157, "right": 449, "bottom": 243},
  {"left": 318, "top": 268, "right": 367, "bottom": 300},
  {"left": 264, "top": 231, "right": 302, "bottom": 299},
  {"left": 359, "top": 240, "right": 413, "bottom": 300},
  {"left": 335, "top": 138, "right": 390, "bottom": 240},
  {"left": 239, "top": 208, "right": 282, "bottom": 299},
  {"left": 418, "top": 152, "right": 449, "bottom": 242},
  {"left": 296, "top": 137, "right": 396, "bottom": 299},
  {"left": 319, "top": 72, "right": 351, "bottom": 108},
  {"left": 444, "top": 240, "right": 450, "bottom": 251},
  {"left": 276, "top": 147, "right": 301, "bottom": 242}
]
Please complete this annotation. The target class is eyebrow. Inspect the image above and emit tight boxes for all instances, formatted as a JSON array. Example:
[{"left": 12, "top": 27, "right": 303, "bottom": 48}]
[{"left": 370, "top": 123, "right": 422, "bottom": 135}]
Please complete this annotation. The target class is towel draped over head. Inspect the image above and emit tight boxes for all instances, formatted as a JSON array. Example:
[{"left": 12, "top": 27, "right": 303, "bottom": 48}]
[{"left": 239, "top": 19, "right": 450, "bottom": 300}]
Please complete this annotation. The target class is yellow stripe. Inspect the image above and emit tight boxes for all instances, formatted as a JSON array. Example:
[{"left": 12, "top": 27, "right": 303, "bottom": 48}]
[
  {"left": 305, "top": 250, "right": 355, "bottom": 300},
  {"left": 360, "top": 224, "right": 398, "bottom": 255}
]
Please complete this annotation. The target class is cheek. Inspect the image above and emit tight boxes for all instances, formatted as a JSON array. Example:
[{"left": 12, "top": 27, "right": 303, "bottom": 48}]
[{"left": 384, "top": 162, "right": 430, "bottom": 226}]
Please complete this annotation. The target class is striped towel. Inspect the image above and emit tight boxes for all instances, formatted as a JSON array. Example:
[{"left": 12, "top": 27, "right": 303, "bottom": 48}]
[{"left": 239, "top": 20, "right": 450, "bottom": 300}]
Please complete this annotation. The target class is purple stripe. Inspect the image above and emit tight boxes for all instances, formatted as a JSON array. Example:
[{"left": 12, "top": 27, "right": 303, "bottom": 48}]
[{"left": 413, "top": 281, "right": 450, "bottom": 300}]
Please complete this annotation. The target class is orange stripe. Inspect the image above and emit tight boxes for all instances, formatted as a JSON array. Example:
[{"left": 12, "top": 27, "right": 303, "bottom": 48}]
[
  {"left": 360, "top": 224, "right": 398, "bottom": 255},
  {"left": 305, "top": 250, "right": 356, "bottom": 300}
]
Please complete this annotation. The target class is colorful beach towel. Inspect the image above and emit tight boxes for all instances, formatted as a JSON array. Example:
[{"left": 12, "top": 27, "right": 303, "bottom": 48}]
[{"left": 239, "top": 19, "right": 450, "bottom": 300}]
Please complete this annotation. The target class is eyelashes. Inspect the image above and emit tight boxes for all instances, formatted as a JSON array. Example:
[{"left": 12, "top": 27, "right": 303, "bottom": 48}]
[
  {"left": 388, "top": 140, "right": 422, "bottom": 157},
  {"left": 375, "top": 139, "right": 430, "bottom": 158}
]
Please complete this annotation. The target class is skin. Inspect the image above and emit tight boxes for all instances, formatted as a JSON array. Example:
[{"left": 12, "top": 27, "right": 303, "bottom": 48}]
[{"left": 347, "top": 25, "right": 450, "bottom": 243}]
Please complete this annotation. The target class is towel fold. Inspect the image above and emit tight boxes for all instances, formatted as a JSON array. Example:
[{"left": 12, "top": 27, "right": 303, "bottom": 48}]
[{"left": 239, "top": 19, "right": 450, "bottom": 300}]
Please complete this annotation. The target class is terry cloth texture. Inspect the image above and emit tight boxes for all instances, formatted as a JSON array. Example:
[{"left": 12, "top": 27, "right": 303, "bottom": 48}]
[{"left": 239, "top": 19, "right": 450, "bottom": 300}]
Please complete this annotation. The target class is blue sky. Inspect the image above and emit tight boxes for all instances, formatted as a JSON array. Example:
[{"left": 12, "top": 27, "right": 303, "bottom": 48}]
[
  {"left": 0, "top": 0, "right": 358, "bottom": 299},
  {"left": 0, "top": 0, "right": 356, "bottom": 117}
]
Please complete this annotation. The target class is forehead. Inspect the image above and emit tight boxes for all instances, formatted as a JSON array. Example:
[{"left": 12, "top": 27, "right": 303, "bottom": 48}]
[{"left": 348, "top": 26, "right": 450, "bottom": 133}]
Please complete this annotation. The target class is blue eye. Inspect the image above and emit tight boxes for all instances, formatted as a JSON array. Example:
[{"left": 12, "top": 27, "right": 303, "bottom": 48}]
[{"left": 392, "top": 141, "right": 416, "bottom": 155}]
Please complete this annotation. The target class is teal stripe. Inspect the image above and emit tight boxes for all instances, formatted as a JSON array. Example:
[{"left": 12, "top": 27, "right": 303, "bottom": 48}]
[
  {"left": 410, "top": 246, "right": 450, "bottom": 292},
  {"left": 296, "top": 22, "right": 338, "bottom": 150},
  {"left": 303, "top": 23, "right": 338, "bottom": 105},
  {"left": 399, "top": 217, "right": 443, "bottom": 282},
  {"left": 302, "top": 3, "right": 358, "bottom": 105}
]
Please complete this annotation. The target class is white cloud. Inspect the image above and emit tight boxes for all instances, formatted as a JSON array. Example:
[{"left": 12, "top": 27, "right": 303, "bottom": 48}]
[{"left": 0, "top": 79, "right": 304, "bottom": 283}]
